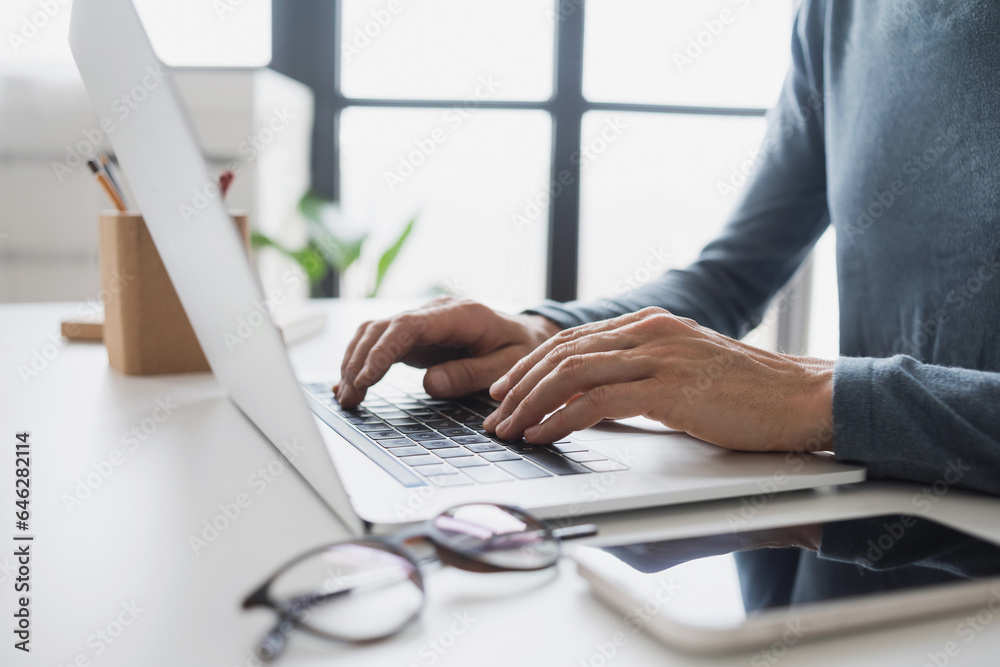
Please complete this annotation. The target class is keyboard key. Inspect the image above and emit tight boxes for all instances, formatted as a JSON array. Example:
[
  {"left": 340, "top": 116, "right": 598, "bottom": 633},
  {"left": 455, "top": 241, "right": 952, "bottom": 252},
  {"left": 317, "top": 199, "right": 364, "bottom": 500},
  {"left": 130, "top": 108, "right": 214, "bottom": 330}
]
[
  {"left": 422, "top": 420, "right": 455, "bottom": 430},
  {"left": 370, "top": 410, "right": 408, "bottom": 419},
  {"left": 438, "top": 409, "right": 477, "bottom": 422},
  {"left": 433, "top": 448, "right": 468, "bottom": 459},
  {"left": 369, "top": 430, "right": 404, "bottom": 440},
  {"left": 385, "top": 418, "right": 419, "bottom": 426},
  {"left": 451, "top": 435, "right": 491, "bottom": 445},
  {"left": 455, "top": 396, "right": 496, "bottom": 415},
  {"left": 415, "top": 463, "right": 456, "bottom": 476},
  {"left": 582, "top": 459, "right": 629, "bottom": 472},
  {"left": 463, "top": 465, "right": 514, "bottom": 484},
  {"left": 403, "top": 454, "right": 441, "bottom": 466},
  {"left": 439, "top": 427, "right": 474, "bottom": 437},
  {"left": 419, "top": 440, "right": 456, "bottom": 450},
  {"left": 448, "top": 456, "right": 490, "bottom": 468},
  {"left": 522, "top": 451, "right": 590, "bottom": 475},
  {"left": 408, "top": 432, "right": 444, "bottom": 442},
  {"left": 462, "top": 419, "right": 485, "bottom": 429},
  {"left": 550, "top": 442, "right": 588, "bottom": 454},
  {"left": 356, "top": 423, "right": 387, "bottom": 432},
  {"left": 346, "top": 416, "right": 381, "bottom": 425},
  {"left": 564, "top": 451, "right": 608, "bottom": 463},
  {"left": 405, "top": 409, "right": 439, "bottom": 417},
  {"left": 463, "top": 442, "right": 505, "bottom": 453},
  {"left": 390, "top": 446, "right": 429, "bottom": 457},
  {"left": 495, "top": 460, "right": 551, "bottom": 479},
  {"left": 480, "top": 450, "right": 521, "bottom": 462},
  {"left": 380, "top": 439, "right": 415, "bottom": 448},
  {"left": 428, "top": 473, "right": 474, "bottom": 487},
  {"left": 304, "top": 382, "right": 332, "bottom": 393},
  {"left": 398, "top": 424, "right": 433, "bottom": 434}
]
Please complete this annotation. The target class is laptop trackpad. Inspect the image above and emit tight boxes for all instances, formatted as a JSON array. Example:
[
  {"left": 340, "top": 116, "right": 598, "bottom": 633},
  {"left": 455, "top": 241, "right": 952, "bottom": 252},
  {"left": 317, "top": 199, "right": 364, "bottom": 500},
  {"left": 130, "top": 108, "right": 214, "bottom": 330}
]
[{"left": 573, "top": 415, "right": 681, "bottom": 441}]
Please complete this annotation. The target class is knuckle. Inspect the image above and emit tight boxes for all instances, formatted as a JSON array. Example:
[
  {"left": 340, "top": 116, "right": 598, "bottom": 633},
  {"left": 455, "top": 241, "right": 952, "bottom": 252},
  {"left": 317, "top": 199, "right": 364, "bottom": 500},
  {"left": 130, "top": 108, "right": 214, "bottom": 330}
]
[
  {"left": 551, "top": 340, "right": 578, "bottom": 360},
  {"left": 586, "top": 384, "right": 611, "bottom": 406},
  {"left": 637, "top": 306, "right": 669, "bottom": 319},
  {"left": 556, "top": 354, "right": 586, "bottom": 377}
]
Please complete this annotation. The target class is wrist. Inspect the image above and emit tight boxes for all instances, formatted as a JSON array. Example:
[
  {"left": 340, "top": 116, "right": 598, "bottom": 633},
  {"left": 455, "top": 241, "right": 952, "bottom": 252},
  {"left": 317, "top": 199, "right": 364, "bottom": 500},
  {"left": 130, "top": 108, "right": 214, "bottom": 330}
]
[
  {"left": 796, "top": 357, "right": 835, "bottom": 452},
  {"left": 520, "top": 314, "right": 562, "bottom": 345}
]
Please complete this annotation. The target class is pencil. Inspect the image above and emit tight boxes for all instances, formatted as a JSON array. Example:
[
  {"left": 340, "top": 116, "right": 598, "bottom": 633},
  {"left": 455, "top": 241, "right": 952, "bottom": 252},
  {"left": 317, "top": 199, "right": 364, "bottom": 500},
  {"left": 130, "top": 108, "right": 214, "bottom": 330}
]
[
  {"left": 98, "top": 153, "right": 128, "bottom": 206},
  {"left": 88, "top": 159, "right": 128, "bottom": 212}
]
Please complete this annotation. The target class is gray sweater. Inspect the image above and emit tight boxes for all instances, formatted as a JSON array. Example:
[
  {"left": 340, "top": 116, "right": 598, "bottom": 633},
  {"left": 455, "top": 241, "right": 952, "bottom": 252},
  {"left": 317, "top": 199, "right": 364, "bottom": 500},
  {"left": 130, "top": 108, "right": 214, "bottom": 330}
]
[{"left": 529, "top": 0, "right": 1000, "bottom": 495}]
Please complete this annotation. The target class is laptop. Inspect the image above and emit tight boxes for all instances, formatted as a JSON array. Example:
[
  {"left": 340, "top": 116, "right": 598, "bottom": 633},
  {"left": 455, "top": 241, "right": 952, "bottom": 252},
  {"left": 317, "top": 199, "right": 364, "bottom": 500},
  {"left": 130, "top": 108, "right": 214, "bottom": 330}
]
[{"left": 68, "top": 0, "right": 865, "bottom": 536}]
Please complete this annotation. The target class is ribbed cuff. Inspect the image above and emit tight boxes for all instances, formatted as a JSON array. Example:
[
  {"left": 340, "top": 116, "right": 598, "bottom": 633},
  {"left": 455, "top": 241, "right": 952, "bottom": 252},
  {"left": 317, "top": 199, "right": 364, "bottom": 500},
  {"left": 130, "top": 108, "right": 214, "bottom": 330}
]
[{"left": 832, "top": 355, "right": 875, "bottom": 466}]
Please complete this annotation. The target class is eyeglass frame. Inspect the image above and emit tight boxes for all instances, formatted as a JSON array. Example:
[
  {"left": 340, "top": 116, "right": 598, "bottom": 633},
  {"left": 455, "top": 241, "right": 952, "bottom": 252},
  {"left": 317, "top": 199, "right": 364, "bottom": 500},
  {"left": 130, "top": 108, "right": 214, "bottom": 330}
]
[{"left": 242, "top": 503, "right": 597, "bottom": 655}]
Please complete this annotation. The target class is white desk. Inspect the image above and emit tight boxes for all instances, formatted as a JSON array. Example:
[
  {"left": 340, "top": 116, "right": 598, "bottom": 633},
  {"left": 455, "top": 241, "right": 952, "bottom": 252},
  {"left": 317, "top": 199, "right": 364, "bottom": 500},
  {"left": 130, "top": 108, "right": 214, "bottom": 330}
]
[{"left": 2, "top": 299, "right": 999, "bottom": 667}]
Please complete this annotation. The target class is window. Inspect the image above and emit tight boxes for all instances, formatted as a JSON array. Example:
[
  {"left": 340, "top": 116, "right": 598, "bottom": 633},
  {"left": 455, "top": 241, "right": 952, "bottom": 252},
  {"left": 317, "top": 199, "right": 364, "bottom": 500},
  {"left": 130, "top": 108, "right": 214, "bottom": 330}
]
[{"left": 279, "top": 0, "right": 796, "bottom": 304}]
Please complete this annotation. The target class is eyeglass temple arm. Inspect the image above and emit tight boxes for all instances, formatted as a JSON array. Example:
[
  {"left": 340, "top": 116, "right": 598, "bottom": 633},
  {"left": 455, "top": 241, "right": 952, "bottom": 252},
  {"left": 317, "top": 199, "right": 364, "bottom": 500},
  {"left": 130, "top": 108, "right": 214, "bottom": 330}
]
[{"left": 552, "top": 524, "right": 598, "bottom": 540}]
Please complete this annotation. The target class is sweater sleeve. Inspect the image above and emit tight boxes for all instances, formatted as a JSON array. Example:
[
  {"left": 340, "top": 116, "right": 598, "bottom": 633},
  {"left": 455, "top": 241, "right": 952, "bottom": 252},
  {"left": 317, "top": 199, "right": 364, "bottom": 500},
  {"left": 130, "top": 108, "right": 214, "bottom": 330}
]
[
  {"left": 528, "top": 0, "right": 831, "bottom": 341},
  {"left": 833, "top": 356, "right": 1000, "bottom": 496}
]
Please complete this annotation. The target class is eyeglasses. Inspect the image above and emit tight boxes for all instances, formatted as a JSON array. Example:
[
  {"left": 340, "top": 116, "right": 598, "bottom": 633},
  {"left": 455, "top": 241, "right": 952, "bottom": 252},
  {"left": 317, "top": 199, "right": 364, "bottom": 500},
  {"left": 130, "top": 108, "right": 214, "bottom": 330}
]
[{"left": 241, "top": 503, "right": 597, "bottom": 660}]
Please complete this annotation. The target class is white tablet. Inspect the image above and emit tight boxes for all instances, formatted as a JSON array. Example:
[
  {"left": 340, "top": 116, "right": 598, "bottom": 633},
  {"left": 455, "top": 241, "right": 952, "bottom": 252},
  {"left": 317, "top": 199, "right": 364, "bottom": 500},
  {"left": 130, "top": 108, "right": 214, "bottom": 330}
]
[{"left": 573, "top": 513, "right": 1000, "bottom": 655}]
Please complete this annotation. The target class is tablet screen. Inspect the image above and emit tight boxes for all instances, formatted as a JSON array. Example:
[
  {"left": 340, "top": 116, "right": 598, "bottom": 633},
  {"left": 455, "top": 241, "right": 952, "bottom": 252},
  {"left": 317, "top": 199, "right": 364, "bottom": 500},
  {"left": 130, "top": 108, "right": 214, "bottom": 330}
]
[{"left": 574, "top": 514, "right": 1000, "bottom": 631}]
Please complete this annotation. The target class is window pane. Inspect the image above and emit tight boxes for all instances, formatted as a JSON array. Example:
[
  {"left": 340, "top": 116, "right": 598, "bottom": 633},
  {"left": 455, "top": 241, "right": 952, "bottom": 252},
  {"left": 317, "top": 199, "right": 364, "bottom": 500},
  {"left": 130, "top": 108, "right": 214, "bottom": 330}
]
[
  {"left": 583, "top": 0, "right": 793, "bottom": 108},
  {"left": 578, "top": 111, "right": 767, "bottom": 301},
  {"left": 807, "top": 228, "right": 840, "bottom": 358},
  {"left": 341, "top": 0, "right": 554, "bottom": 101},
  {"left": 339, "top": 108, "right": 551, "bottom": 302}
]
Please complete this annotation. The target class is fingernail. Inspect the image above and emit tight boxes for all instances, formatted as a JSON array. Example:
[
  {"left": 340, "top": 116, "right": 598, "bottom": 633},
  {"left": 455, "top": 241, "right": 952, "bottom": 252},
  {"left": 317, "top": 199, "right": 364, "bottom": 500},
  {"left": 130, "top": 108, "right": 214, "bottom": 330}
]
[
  {"left": 496, "top": 416, "right": 512, "bottom": 435},
  {"left": 426, "top": 370, "right": 451, "bottom": 396},
  {"left": 524, "top": 425, "right": 540, "bottom": 440},
  {"left": 489, "top": 376, "right": 508, "bottom": 399},
  {"left": 483, "top": 411, "right": 498, "bottom": 430}
]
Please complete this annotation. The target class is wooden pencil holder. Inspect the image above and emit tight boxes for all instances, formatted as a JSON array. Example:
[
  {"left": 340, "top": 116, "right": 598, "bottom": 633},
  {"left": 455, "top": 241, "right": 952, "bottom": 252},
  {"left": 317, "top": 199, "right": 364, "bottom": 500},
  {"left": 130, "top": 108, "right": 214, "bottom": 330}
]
[{"left": 98, "top": 210, "right": 250, "bottom": 375}]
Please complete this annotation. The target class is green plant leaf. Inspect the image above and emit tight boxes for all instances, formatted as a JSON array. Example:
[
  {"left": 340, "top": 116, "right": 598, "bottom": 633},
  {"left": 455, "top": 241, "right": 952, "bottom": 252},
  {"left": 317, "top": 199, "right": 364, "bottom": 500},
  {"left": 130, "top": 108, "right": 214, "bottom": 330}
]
[
  {"left": 369, "top": 216, "right": 416, "bottom": 297},
  {"left": 251, "top": 231, "right": 327, "bottom": 283}
]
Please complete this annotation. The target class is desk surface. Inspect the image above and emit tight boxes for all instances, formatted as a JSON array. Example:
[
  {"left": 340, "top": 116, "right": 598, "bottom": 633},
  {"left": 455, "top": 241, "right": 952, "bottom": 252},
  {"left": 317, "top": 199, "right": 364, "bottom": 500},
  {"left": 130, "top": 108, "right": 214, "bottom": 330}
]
[{"left": 2, "top": 299, "right": 999, "bottom": 667}]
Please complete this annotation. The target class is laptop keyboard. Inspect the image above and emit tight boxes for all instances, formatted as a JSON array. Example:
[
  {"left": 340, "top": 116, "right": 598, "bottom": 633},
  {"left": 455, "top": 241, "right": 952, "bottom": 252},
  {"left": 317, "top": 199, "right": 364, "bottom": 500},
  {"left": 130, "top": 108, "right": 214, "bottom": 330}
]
[{"left": 302, "top": 382, "right": 629, "bottom": 487}]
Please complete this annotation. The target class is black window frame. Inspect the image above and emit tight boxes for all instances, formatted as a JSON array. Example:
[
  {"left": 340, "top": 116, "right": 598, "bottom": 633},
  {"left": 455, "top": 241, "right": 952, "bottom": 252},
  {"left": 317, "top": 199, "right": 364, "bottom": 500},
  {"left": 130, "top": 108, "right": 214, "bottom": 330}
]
[{"left": 272, "top": 0, "right": 767, "bottom": 301}]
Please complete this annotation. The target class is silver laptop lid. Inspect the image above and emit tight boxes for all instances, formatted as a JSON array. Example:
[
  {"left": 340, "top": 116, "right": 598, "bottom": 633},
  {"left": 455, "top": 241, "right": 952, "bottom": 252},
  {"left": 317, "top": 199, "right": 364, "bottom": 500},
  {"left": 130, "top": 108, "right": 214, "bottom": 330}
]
[{"left": 69, "top": 0, "right": 363, "bottom": 536}]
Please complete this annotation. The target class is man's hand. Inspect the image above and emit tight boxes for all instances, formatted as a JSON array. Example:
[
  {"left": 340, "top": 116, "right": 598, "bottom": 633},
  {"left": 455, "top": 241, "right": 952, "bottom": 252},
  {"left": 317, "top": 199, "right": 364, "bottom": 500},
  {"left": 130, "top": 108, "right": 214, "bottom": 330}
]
[
  {"left": 483, "top": 307, "right": 834, "bottom": 453},
  {"left": 334, "top": 297, "right": 561, "bottom": 407}
]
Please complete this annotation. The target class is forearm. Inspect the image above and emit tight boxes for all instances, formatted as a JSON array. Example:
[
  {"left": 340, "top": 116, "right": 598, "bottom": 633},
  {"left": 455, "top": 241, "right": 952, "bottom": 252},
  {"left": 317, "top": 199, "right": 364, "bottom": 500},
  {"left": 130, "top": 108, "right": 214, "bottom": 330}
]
[{"left": 833, "top": 355, "right": 1000, "bottom": 496}]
